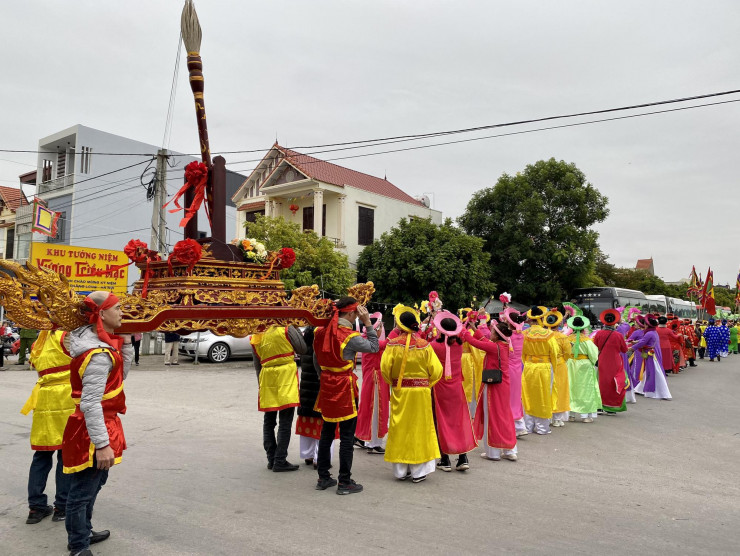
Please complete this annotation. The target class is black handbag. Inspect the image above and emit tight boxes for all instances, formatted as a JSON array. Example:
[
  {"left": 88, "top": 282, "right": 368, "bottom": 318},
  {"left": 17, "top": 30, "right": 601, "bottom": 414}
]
[{"left": 481, "top": 344, "right": 503, "bottom": 384}]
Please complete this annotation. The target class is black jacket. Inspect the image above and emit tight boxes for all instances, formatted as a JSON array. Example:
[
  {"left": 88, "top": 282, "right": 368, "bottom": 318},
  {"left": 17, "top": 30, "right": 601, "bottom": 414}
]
[{"left": 298, "top": 327, "right": 321, "bottom": 418}]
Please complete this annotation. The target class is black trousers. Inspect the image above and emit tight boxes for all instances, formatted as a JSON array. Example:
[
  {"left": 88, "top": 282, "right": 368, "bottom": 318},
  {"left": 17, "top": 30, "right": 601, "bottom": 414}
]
[
  {"left": 263, "top": 407, "right": 295, "bottom": 465},
  {"left": 698, "top": 347, "right": 706, "bottom": 359},
  {"left": 132, "top": 339, "right": 141, "bottom": 364},
  {"left": 317, "top": 416, "right": 356, "bottom": 484}
]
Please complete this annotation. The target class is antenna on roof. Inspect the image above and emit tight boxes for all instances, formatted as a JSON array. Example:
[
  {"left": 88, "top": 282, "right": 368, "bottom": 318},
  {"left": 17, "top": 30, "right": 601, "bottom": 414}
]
[{"left": 384, "top": 170, "right": 387, "bottom": 180}]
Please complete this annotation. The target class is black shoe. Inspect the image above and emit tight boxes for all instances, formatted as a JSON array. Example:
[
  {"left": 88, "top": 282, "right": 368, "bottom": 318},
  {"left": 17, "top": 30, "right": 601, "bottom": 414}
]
[
  {"left": 67, "top": 530, "right": 110, "bottom": 550},
  {"left": 337, "top": 480, "right": 363, "bottom": 495},
  {"left": 366, "top": 446, "right": 385, "bottom": 455},
  {"left": 69, "top": 550, "right": 93, "bottom": 556},
  {"left": 437, "top": 455, "right": 451, "bottom": 472},
  {"left": 266, "top": 461, "right": 274, "bottom": 470},
  {"left": 52, "top": 507, "right": 65, "bottom": 522},
  {"left": 90, "top": 530, "right": 110, "bottom": 545},
  {"left": 26, "top": 505, "right": 52, "bottom": 524},
  {"left": 398, "top": 471, "right": 412, "bottom": 481},
  {"left": 315, "top": 476, "right": 338, "bottom": 490},
  {"left": 272, "top": 460, "right": 299, "bottom": 472},
  {"left": 304, "top": 458, "right": 314, "bottom": 466},
  {"left": 353, "top": 437, "right": 365, "bottom": 449},
  {"left": 412, "top": 475, "right": 427, "bottom": 483},
  {"left": 456, "top": 454, "right": 469, "bottom": 471}
]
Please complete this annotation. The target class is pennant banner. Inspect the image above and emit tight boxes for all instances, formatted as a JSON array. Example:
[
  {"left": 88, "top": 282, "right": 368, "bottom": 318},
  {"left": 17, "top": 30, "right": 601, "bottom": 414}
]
[{"left": 30, "top": 197, "right": 60, "bottom": 238}]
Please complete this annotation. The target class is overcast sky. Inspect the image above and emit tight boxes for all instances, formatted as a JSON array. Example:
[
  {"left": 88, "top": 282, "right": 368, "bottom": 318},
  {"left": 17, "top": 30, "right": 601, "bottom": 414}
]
[{"left": 3, "top": 1, "right": 739, "bottom": 286}]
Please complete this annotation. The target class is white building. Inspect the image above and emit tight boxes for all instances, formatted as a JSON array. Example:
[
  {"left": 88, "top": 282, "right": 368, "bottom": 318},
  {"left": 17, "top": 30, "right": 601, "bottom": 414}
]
[
  {"left": 232, "top": 144, "right": 443, "bottom": 265},
  {"left": 14, "top": 125, "right": 246, "bottom": 261},
  {"left": 0, "top": 185, "right": 29, "bottom": 260}
]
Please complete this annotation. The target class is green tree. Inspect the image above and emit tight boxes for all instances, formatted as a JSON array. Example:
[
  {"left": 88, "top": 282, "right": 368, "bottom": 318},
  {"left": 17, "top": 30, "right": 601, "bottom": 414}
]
[
  {"left": 244, "top": 215, "right": 355, "bottom": 293},
  {"left": 356, "top": 217, "right": 494, "bottom": 310},
  {"left": 458, "top": 158, "right": 609, "bottom": 305}
]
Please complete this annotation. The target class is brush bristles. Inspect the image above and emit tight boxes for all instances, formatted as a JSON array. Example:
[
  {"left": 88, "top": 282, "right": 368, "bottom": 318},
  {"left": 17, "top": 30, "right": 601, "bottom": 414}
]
[{"left": 181, "top": 0, "right": 202, "bottom": 53}]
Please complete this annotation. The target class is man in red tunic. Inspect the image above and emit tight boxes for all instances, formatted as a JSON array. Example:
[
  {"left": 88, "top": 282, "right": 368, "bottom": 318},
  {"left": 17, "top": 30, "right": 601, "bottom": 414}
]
[
  {"left": 62, "top": 292, "right": 132, "bottom": 556},
  {"left": 593, "top": 309, "right": 629, "bottom": 413},
  {"left": 313, "top": 297, "right": 379, "bottom": 494},
  {"left": 656, "top": 316, "right": 680, "bottom": 374}
]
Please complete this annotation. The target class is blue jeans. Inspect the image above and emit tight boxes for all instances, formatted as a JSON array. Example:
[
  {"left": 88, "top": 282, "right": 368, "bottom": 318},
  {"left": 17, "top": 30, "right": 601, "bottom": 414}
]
[
  {"left": 65, "top": 462, "right": 108, "bottom": 552},
  {"left": 28, "top": 450, "right": 70, "bottom": 510}
]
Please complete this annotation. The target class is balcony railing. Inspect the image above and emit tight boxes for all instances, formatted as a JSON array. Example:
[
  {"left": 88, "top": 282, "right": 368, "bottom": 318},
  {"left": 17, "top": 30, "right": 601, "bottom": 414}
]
[
  {"left": 325, "top": 236, "right": 345, "bottom": 248},
  {"left": 14, "top": 204, "right": 33, "bottom": 224},
  {"left": 37, "top": 174, "right": 75, "bottom": 195}
]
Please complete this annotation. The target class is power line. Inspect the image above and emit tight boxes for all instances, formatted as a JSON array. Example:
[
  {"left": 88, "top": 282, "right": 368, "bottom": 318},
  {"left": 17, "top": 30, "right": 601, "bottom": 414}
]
[
  {"left": 223, "top": 97, "right": 740, "bottom": 174},
  {"left": 2, "top": 87, "right": 740, "bottom": 158}
]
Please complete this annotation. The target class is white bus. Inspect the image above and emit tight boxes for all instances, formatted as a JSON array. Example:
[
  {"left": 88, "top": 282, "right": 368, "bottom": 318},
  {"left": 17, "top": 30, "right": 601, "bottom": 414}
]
[{"left": 645, "top": 295, "right": 698, "bottom": 320}]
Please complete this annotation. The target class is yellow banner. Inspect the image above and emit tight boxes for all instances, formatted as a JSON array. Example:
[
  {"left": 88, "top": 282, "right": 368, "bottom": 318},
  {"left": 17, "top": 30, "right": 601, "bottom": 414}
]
[{"left": 30, "top": 242, "right": 129, "bottom": 295}]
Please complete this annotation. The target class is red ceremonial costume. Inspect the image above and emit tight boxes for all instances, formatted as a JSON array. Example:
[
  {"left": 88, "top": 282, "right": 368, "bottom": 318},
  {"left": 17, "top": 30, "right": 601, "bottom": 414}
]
[
  {"left": 356, "top": 338, "right": 390, "bottom": 442},
  {"left": 314, "top": 325, "right": 360, "bottom": 422},
  {"left": 593, "top": 328, "right": 628, "bottom": 412},
  {"left": 429, "top": 336, "right": 477, "bottom": 455},
  {"left": 465, "top": 331, "right": 517, "bottom": 451},
  {"left": 656, "top": 326, "right": 679, "bottom": 373},
  {"left": 62, "top": 294, "right": 126, "bottom": 474}
]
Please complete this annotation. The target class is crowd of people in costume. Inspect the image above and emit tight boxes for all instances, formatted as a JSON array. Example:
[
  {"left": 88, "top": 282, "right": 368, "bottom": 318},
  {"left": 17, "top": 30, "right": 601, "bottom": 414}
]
[
  {"left": 16, "top": 290, "right": 740, "bottom": 555},
  {"left": 249, "top": 292, "right": 740, "bottom": 492}
]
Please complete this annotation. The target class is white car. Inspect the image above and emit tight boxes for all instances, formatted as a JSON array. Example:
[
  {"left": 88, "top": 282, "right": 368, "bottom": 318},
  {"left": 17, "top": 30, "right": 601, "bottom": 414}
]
[{"left": 178, "top": 331, "right": 254, "bottom": 363}]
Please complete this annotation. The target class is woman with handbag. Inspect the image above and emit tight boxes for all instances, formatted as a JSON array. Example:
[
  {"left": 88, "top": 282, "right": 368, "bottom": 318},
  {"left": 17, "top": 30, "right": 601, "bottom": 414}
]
[
  {"left": 463, "top": 320, "right": 518, "bottom": 461},
  {"left": 428, "top": 311, "right": 478, "bottom": 472}
]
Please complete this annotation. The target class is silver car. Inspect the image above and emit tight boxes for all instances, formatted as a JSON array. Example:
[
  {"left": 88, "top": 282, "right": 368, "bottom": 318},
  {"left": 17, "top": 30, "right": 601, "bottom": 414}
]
[{"left": 178, "top": 331, "right": 254, "bottom": 363}]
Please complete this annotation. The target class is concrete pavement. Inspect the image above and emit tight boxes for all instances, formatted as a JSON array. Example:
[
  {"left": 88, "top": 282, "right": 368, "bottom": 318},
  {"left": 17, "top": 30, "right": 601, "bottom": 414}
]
[{"left": 1, "top": 354, "right": 740, "bottom": 555}]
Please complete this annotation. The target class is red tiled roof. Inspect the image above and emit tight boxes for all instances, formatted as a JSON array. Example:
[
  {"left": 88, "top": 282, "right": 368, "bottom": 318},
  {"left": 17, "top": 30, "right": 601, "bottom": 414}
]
[
  {"left": 237, "top": 201, "right": 266, "bottom": 212},
  {"left": 636, "top": 258, "right": 653, "bottom": 270},
  {"left": 0, "top": 186, "right": 29, "bottom": 211},
  {"left": 274, "top": 144, "right": 424, "bottom": 206}
]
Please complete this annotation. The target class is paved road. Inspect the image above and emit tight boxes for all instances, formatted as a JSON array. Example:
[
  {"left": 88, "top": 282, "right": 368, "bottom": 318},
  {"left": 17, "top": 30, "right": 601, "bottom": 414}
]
[{"left": 1, "top": 354, "right": 740, "bottom": 555}]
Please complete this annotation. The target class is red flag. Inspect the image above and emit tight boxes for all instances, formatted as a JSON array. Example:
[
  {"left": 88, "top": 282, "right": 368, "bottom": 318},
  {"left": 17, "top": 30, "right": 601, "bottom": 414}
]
[{"left": 701, "top": 268, "right": 716, "bottom": 315}]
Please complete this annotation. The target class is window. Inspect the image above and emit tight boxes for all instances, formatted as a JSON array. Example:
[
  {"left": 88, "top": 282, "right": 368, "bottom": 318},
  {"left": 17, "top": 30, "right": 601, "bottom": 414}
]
[
  {"left": 80, "top": 146, "right": 93, "bottom": 174},
  {"left": 6, "top": 228, "right": 14, "bottom": 259},
  {"left": 358, "top": 206, "right": 374, "bottom": 246},
  {"left": 302, "top": 205, "right": 326, "bottom": 236},
  {"left": 49, "top": 211, "right": 66, "bottom": 244},
  {"left": 42, "top": 160, "right": 52, "bottom": 182},
  {"left": 198, "top": 231, "right": 208, "bottom": 239},
  {"left": 245, "top": 210, "right": 264, "bottom": 224}
]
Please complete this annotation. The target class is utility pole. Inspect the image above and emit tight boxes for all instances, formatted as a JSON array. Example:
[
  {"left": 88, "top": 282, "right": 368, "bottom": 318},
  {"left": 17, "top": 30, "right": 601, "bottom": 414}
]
[
  {"left": 154, "top": 148, "right": 168, "bottom": 253},
  {"left": 145, "top": 148, "right": 169, "bottom": 357}
]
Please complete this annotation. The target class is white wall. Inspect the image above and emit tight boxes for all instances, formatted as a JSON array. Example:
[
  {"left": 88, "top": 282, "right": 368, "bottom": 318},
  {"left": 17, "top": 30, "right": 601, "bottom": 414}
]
[{"left": 36, "top": 125, "right": 236, "bottom": 258}]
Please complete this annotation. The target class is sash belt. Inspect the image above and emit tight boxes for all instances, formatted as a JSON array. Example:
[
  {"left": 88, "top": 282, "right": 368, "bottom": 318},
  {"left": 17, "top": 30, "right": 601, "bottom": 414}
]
[{"left": 391, "top": 378, "right": 429, "bottom": 388}]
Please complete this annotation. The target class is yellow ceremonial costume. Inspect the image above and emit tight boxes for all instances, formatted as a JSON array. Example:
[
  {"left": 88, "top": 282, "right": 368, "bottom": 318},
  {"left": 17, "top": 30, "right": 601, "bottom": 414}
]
[
  {"left": 251, "top": 326, "right": 299, "bottom": 411},
  {"left": 21, "top": 331, "right": 75, "bottom": 450},
  {"left": 381, "top": 332, "right": 443, "bottom": 465},
  {"left": 551, "top": 330, "right": 571, "bottom": 414},
  {"left": 521, "top": 325, "right": 560, "bottom": 419}
]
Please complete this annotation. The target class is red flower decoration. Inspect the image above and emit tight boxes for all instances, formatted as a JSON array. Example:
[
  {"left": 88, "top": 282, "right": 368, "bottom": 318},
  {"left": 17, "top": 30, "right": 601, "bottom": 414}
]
[
  {"left": 171, "top": 239, "right": 203, "bottom": 272},
  {"left": 289, "top": 204, "right": 299, "bottom": 215},
  {"left": 279, "top": 247, "right": 296, "bottom": 269}
]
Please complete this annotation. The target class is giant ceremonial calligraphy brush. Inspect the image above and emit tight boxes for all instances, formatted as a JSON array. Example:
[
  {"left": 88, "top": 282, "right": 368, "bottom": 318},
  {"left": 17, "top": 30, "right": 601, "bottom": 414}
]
[{"left": 181, "top": 0, "right": 214, "bottom": 226}]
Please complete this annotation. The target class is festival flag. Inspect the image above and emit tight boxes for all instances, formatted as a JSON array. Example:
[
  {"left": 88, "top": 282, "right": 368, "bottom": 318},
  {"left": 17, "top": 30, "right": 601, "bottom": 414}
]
[
  {"left": 30, "top": 197, "right": 60, "bottom": 238},
  {"left": 735, "top": 268, "right": 740, "bottom": 307},
  {"left": 700, "top": 267, "right": 716, "bottom": 315},
  {"left": 687, "top": 265, "right": 700, "bottom": 296}
]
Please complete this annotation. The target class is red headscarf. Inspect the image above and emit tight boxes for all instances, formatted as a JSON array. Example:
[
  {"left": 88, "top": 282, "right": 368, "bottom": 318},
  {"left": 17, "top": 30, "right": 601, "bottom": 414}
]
[
  {"left": 322, "top": 301, "right": 358, "bottom": 352},
  {"left": 84, "top": 292, "right": 122, "bottom": 351}
]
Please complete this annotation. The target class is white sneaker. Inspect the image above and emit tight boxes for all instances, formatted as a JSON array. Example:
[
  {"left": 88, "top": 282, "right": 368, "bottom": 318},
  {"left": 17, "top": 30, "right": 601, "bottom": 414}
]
[
  {"left": 516, "top": 430, "right": 529, "bottom": 437},
  {"left": 552, "top": 420, "right": 564, "bottom": 427},
  {"left": 582, "top": 417, "right": 594, "bottom": 423},
  {"left": 480, "top": 452, "right": 500, "bottom": 461},
  {"left": 502, "top": 453, "right": 518, "bottom": 461},
  {"left": 568, "top": 415, "right": 576, "bottom": 422}
]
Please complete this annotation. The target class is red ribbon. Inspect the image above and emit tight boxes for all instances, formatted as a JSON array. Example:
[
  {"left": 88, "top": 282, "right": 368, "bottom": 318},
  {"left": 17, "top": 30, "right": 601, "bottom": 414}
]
[
  {"left": 83, "top": 292, "right": 122, "bottom": 351},
  {"left": 322, "top": 302, "right": 358, "bottom": 353},
  {"left": 163, "top": 161, "right": 211, "bottom": 228}
]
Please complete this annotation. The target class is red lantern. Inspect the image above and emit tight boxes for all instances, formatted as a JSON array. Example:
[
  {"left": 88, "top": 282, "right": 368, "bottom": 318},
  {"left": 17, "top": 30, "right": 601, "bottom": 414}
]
[{"left": 289, "top": 203, "right": 299, "bottom": 215}]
